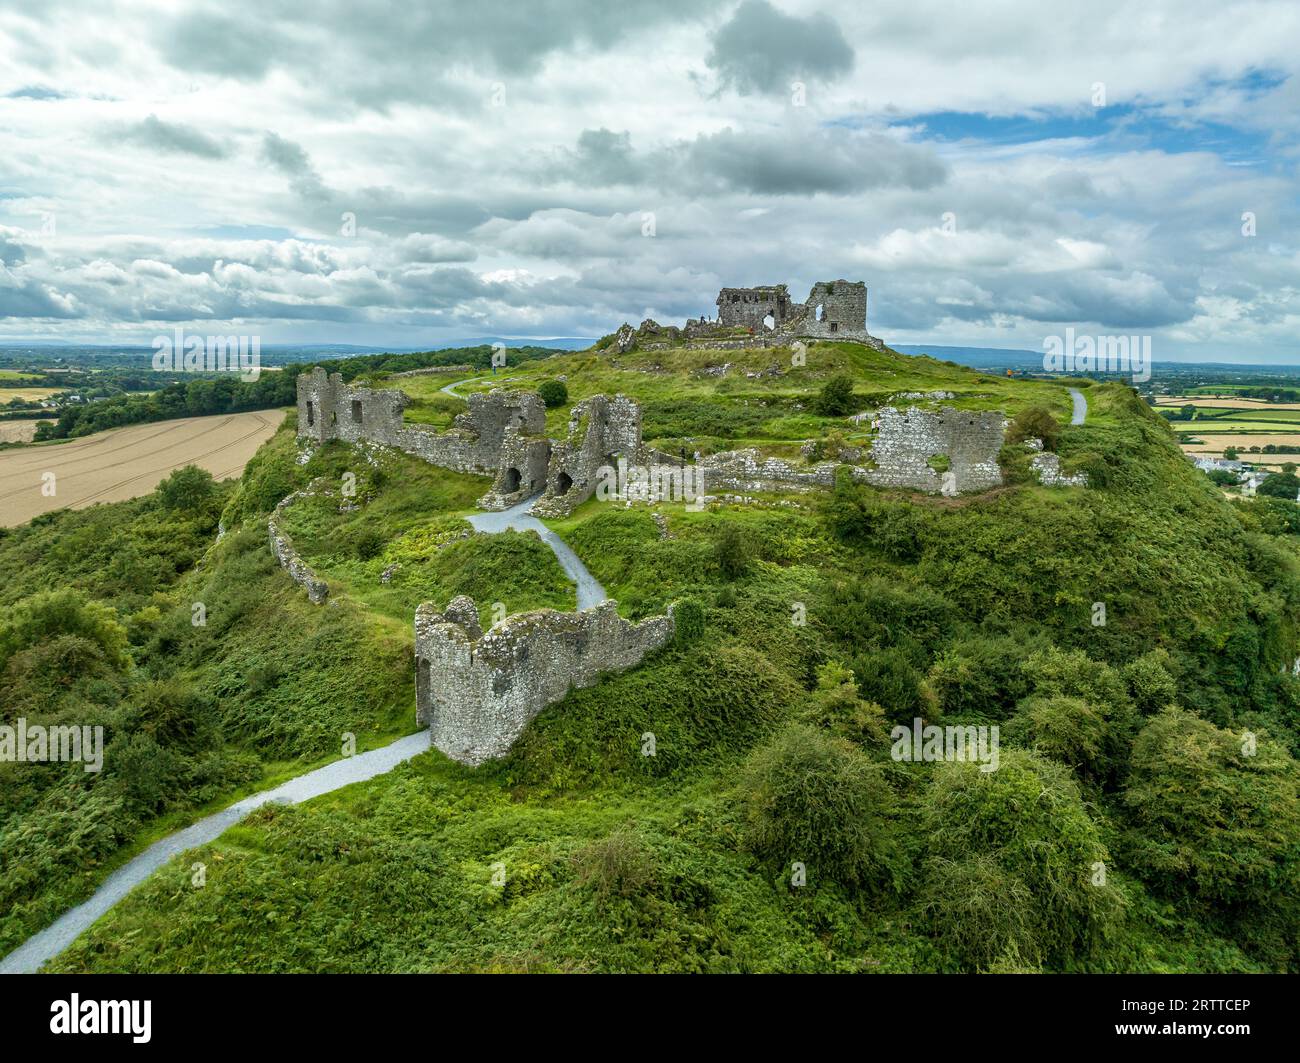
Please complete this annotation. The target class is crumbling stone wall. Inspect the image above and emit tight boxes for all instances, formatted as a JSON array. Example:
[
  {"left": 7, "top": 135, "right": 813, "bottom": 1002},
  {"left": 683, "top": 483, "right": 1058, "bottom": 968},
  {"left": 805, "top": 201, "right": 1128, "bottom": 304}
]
[
  {"left": 415, "top": 595, "right": 675, "bottom": 765},
  {"left": 864, "top": 406, "right": 1005, "bottom": 493},
  {"left": 267, "top": 481, "right": 329, "bottom": 604},
  {"left": 710, "top": 280, "right": 875, "bottom": 344},
  {"left": 532, "top": 394, "right": 650, "bottom": 517},
  {"left": 479, "top": 426, "right": 552, "bottom": 509},
  {"left": 296, "top": 367, "right": 545, "bottom": 475},
  {"left": 700, "top": 449, "right": 841, "bottom": 494},
  {"left": 1031, "top": 451, "right": 1088, "bottom": 488},
  {"left": 716, "top": 285, "right": 795, "bottom": 330}
]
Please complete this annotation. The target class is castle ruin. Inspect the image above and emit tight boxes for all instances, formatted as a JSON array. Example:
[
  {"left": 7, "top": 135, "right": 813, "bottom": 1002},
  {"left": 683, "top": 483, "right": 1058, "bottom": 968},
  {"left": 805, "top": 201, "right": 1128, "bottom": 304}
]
[
  {"left": 275, "top": 279, "right": 1051, "bottom": 766},
  {"left": 713, "top": 279, "right": 874, "bottom": 344}
]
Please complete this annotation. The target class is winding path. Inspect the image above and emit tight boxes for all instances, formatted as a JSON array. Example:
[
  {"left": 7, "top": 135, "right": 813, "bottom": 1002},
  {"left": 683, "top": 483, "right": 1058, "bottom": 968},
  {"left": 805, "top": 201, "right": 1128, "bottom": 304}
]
[
  {"left": 468, "top": 494, "right": 608, "bottom": 610},
  {"left": 0, "top": 731, "right": 431, "bottom": 974},
  {"left": 1, "top": 492, "right": 605, "bottom": 973},
  {"left": 1068, "top": 387, "right": 1087, "bottom": 426}
]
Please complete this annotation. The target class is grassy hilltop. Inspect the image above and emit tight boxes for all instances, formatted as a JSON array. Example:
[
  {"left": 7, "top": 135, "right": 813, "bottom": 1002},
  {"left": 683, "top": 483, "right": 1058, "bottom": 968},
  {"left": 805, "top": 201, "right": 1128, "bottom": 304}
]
[{"left": 4, "top": 336, "right": 1300, "bottom": 972}]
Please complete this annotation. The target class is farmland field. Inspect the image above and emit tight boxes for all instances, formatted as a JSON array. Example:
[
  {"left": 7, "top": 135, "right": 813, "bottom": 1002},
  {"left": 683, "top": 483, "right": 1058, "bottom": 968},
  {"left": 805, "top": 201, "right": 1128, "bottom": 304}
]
[{"left": 0, "top": 408, "right": 285, "bottom": 526}]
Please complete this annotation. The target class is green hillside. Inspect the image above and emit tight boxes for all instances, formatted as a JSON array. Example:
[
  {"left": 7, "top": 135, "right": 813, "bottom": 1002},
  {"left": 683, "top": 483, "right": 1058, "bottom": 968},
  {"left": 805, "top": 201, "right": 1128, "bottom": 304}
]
[{"left": 5, "top": 338, "right": 1300, "bottom": 972}]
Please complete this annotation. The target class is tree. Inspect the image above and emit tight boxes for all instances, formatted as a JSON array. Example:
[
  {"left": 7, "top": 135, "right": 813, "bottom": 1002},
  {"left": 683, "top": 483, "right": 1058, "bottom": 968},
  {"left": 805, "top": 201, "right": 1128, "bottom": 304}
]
[
  {"left": 157, "top": 465, "right": 216, "bottom": 511},
  {"left": 1223, "top": 446, "right": 1239, "bottom": 460},
  {"left": 1257, "top": 471, "right": 1300, "bottom": 499},
  {"left": 537, "top": 379, "right": 568, "bottom": 408},
  {"left": 813, "top": 374, "right": 855, "bottom": 416}
]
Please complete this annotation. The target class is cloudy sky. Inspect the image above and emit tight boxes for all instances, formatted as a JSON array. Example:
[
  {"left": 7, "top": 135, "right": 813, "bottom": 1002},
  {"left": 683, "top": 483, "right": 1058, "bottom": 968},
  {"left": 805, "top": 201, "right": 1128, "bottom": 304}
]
[{"left": 1, "top": 0, "right": 1298, "bottom": 361}]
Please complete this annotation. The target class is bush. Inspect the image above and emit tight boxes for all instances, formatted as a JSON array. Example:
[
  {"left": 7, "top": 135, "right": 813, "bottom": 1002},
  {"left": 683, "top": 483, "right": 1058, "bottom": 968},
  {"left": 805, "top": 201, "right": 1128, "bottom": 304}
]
[
  {"left": 813, "top": 374, "right": 856, "bottom": 417},
  {"left": 671, "top": 598, "right": 705, "bottom": 645},
  {"left": 1124, "top": 707, "right": 1300, "bottom": 907},
  {"left": 537, "top": 379, "right": 569, "bottom": 408},
  {"left": 1006, "top": 406, "right": 1062, "bottom": 450},
  {"left": 573, "top": 826, "right": 658, "bottom": 905},
  {"left": 917, "top": 750, "right": 1125, "bottom": 969},
  {"left": 928, "top": 635, "right": 1033, "bottom": 720},
  {"left": 1005, "top": 695, "right": 1108, "bottom": 778},
  {"left": 738, "top": 723, "right": 895, "bottom": 892},
  {"left": 157, "top": 465, "right": 217, "bottom": 511},
  {"left": 714, "top": 524, "right": 753, "bottom": 581}
]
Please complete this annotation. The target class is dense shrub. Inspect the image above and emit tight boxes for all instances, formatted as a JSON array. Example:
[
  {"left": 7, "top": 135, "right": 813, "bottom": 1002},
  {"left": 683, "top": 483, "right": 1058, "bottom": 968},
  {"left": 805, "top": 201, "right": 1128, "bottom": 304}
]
[
  {"left": 813, "top": 374, "right": 856, "bottom": 417},
  {"left": 1124, "top": 708, "right": 1300, "bottom": 907},
  {"left": 738, "top": 723, "right": 896, "bottom": 892},
  {"left": 917, "top": 750, "right": 1126, "bottom": 969},
  {"left": 157, "top": 465, "right": 217, "bottom": 511},
  {"left": 537, "top": 379, "right": 569, "bottom": 408},
  {"left": 1006, "top": 406, "right": 1062, "bottom": 450}
]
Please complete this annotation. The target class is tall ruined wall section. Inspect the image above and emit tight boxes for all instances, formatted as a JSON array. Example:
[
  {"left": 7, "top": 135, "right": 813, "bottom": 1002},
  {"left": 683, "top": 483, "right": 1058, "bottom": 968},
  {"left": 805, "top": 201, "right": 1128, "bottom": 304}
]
[
  {"left": 532, "top": 394, "right": 649, "bottom": 517},
  {"left": 296, "top": 367, "right": 545, "bottom": 476},
  {"left": 717, "top": 285, "right": 794, "bottom": 329},
  {"left": 415, "top": 595, "right": 675, "bottom": 766},
  {"left": 864, "top": 406, "right": 1005, "bottom": 493},
  {"left": 708, "top": 280, "right": 874, "bottom": 345},
  {"left": 786, "top": 280, "right": 869, "bottom": 341}
]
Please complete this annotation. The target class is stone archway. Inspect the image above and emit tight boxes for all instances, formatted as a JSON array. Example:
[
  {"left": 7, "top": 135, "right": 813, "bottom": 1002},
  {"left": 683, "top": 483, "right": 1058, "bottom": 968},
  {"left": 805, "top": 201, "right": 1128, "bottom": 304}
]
[
  {"left": 503, "top": 467, "right": 521, "bottom": 493},
  {"left": 556, "top": 471, "right": 573, "bottom": 495}
]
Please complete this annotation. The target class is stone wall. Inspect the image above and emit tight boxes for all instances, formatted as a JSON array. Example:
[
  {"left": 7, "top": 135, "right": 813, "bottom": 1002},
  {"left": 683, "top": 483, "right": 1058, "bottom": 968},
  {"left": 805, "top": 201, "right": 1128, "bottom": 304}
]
[
  {"left": 700, "top": 449, "right": 842, "bottom": 494},
  {"left": 710, "top": 279, "right": 876, "bottom": 345},
  {"left": 478, "top": 426, "right": 552, "bottom": 510},
  {"left": 1031, "top": 451, "right": 1088, "bottom": 488},
  {"left": 864, "top": 406, "right": 1005, "bottom": 494},
  {"left": 296, "top": 367, "right": 545, "bottom": 476},
  {"left": 716, "top": 285, "right": 796, "bottom": 330},
  {"left": 416, "top": 595, "right": 675, "bottom": 765},
  {"left": 267, "top": 481, "right": 329, "bottom": 604},
  {"left": 532, "top": 394, "right": 650, "bottom": 517}
]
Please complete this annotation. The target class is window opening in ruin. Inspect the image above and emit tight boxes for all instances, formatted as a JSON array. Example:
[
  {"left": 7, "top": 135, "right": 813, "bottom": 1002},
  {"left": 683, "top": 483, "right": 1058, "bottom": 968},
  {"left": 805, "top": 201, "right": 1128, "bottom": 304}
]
[
  {"left": 830, "top": 322, "right": 838, "bottom": 333},
  {"left": 815, "top": 303, "right": 825, "bottom": 321},
  {"left": 762, "top": 312, "right": 775, "bottom": 331},
  {"left": 351, "top": 399, "right": 363, "bottom": 424},
  {"left": 306, "top": 401, "right": 314, "bottom": 426}
]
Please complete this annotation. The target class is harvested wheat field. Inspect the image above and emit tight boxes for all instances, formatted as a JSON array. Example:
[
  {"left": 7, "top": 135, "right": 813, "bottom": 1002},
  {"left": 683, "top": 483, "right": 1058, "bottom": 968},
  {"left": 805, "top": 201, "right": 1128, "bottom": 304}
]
[
  {"left": 0, "top": 421, "right": 44, "bottom": 444},
  {"left": 0, "top": 409, "right": 285, "bottom": 526}
]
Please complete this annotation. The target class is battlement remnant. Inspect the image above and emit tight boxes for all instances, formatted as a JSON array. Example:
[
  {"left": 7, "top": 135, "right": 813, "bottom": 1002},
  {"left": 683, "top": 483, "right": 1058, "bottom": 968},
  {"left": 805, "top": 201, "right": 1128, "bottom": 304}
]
[{"left": 415, "top": 595, "right": 675, "bottom": 765}]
